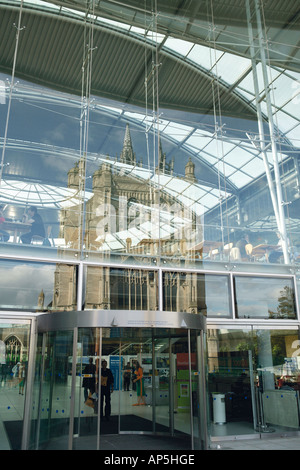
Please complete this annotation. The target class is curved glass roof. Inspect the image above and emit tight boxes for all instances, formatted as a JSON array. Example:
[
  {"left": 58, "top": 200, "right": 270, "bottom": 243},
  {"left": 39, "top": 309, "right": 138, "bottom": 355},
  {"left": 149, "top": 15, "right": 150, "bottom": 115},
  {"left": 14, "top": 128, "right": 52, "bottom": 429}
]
[
  {"left": 1, "top": 0, "right": 300, "bottom": 210},
  {"left": 0, "top": 179, "right": 93, "bottom": 208}
]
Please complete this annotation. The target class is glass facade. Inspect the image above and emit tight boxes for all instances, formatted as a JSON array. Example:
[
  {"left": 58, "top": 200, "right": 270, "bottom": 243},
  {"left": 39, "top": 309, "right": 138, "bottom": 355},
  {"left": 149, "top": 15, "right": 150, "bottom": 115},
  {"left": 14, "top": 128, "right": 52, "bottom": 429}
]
[
  {"left": 0, "top": 0, "right": 299, "bottom": 450},
  {"left": 207, "top": 326, "right": 300, "bottom": 438},
  {"left": 0, "top": 319, "right": 32, "bottom": 450},
  {"left": 86, "top": 267, "right": 158, "bottom": 310},
  {"left": 27, "top": 322, "right": 206, "bottom": 450},
  {"left": 234, "top": 276, "right": 297, "bottom": 319},
  {"left": 0, "top": 259, "right": 77, "bottom": 311},
  {"left": 0, "top": 0, "right": 299, "bottom": 269}
]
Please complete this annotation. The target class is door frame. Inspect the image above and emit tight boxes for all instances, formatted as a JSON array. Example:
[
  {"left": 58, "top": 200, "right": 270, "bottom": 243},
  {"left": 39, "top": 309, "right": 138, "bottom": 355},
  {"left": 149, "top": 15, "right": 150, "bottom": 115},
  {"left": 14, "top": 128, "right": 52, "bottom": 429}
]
[{"left": 36, "top": 309, "right": 206, "bottom": 450}]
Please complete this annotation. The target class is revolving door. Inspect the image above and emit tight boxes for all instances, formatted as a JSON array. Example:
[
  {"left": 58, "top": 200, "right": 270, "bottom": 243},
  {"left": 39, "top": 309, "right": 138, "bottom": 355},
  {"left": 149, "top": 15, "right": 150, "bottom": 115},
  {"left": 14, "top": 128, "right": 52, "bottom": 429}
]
[{"left": 30, "top": 310, "right": 207, "bottom": 450}]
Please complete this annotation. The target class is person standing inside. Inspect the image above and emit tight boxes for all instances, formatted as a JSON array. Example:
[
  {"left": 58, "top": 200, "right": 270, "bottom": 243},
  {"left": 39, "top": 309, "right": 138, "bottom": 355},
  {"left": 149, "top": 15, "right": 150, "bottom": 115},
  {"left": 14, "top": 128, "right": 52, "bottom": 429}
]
[
  {"left": 123, "top": 362, "right": 131, "bottom": 391},
  {"left": 82, "top": 357, "right": 96, "bottom": 403},
  {"left": 18, "top": 362, "right": 26, "bottom": 395},
  {"left": 100, "top": 359, "right": 114, "bottom": 421},
  {"left": 132, "top": 360, "right": 146, "bottom": 406}
]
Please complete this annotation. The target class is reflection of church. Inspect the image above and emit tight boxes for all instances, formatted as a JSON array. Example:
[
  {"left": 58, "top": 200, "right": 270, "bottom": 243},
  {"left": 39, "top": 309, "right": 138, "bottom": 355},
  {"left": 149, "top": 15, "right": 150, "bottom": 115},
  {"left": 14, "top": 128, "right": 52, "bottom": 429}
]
[
  {"left": 52, "top": 125, "right": 205, "bottom": 313},
  {"left": 60, "top": 124, "right": 199, "bottom": 254},
  {"left": 0, "top": 330, "right": 29, "bottom": 370}
]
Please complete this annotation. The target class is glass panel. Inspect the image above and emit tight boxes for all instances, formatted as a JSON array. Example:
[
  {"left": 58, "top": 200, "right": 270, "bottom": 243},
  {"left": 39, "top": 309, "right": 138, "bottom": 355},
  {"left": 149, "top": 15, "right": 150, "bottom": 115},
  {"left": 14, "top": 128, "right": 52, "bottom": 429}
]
[
  {"left": 85, "top": 267, "right": 158, "bottom": 311},
  {"left": 208, "top": 326, "right": 300, "bottom": 439},
  {"left": 31, "top": 325, "right": 206, "bottom": 450},
  {"left": 119, "top": 328, "right": 152, "bottom": 433},
  {"left": 190, "top": 330, "right": 208, "bottom": 450},
  {"left": 0, "top": 260, "right": 77, "bottom": 312},
  {"left": 29, "top": 331, "right": 43, "bottom": 450},
  {"left": 171, "top": 331, "right": 192, "bottom": 445},
  {"left": 207, "top": 327, "right": 256, "bottom": 439},
  {"left": 253, "top": 328, "right": 300, "bottom": 434},
  {"left": 153, "top": 335, "right": 170, "bottom": 433},
  {"left": 96, "top": 333, "right": 121, "bottom": 434},
  {"left": 118, "top": 327, "right": 193, "bottom": 448},
  {"left": 163, "top": 272, "right": 231, "bottom": 317},
  {"left": 0, "top": 320, "right": 31, "bottom": 450},
  {"left": 2, "top": 0, "right": 300, "bottom": 267},
  {"left": 34, "top": 330, "right": 74, "bottom": 450},
  {"left": 234, "top": 276, "right": 297, "bottom": 319},
  {"left": 73, "top": 328, "right": 100, "bottom": 450},
  {"left": 0, "top": 73, "right": 84, "bottom": 261}
]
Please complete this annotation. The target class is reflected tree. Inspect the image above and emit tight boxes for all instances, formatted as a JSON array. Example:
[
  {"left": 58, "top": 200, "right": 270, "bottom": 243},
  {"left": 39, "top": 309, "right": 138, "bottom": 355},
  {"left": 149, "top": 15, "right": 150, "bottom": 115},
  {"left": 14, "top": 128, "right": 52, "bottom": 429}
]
[{"left": 269, "top": 286, "right": 295, "bottom": 319}]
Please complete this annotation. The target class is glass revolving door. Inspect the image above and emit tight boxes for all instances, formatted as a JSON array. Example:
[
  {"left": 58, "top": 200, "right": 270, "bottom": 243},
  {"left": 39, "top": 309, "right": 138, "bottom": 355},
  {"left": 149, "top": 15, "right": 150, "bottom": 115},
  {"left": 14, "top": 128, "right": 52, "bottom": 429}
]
[{"left": 33, "top": 311, "right": 207, "bottom": 450}]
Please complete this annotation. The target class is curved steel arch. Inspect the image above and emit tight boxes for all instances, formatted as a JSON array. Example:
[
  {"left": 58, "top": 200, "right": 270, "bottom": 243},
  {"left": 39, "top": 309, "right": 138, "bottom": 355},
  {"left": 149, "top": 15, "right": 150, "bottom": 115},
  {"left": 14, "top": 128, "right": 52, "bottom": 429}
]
[{"left": 0, "top": 2, "right": 258, "bottom": 120}]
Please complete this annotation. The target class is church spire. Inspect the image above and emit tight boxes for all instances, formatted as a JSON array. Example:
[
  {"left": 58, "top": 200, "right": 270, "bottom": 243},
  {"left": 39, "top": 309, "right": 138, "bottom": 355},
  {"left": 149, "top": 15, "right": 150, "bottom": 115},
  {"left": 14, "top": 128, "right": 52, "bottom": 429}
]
[
  {"left": 156, "top": 138, "right": 173, "bottom": 175},
  {"left": 120, "top": 124, "right": 136, "bottom": 165}
]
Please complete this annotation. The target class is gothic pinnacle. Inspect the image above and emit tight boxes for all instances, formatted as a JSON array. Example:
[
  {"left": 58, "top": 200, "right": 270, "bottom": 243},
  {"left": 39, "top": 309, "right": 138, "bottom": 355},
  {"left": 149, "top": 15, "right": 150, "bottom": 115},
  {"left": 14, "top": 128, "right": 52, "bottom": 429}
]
[{"left": 120, "top": 123, "right": 136, "bottom": 165}]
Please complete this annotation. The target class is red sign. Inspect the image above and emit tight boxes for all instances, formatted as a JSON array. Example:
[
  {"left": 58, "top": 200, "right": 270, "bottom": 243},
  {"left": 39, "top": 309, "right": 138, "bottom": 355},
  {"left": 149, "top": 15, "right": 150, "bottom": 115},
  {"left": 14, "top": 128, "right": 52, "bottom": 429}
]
[{"left": 177, "top": 353, "right": 197, "bottom": 369}]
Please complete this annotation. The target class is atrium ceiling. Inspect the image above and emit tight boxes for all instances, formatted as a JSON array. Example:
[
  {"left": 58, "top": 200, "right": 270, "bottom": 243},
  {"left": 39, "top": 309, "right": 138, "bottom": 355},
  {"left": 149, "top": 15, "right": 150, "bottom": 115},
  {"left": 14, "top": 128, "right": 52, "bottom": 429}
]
[{"left": 0, "top": 0, "right": 299, "bottom": 203}]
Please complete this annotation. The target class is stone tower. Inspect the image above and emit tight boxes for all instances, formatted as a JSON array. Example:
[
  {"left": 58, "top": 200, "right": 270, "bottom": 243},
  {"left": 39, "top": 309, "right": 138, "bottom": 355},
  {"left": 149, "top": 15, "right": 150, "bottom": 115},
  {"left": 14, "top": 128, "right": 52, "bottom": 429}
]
[
  {"left": 53, "top": 123, "right": 202, "bottom": 313},
  {"left": 185, "top": 157, "right": 197, "bottom": 182},
  {"left": 120, "top": 123, "right": 136, "bottom": 165}
]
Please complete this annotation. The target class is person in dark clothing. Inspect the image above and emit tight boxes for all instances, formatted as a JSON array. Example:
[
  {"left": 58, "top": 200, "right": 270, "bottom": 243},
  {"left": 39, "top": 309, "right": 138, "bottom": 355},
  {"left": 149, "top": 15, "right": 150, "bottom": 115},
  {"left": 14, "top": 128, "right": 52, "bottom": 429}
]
[
  {"left": 100, "top": 359, "right": 114, "bottom": 421},
  {"left": 21, "top": 206, "right": 45, "bottom": 244},
  {"left": 21, "top": 206, "right": 45, "bottom": 243},
  {"left": 123, "top": 362, "right": 131, "bottom": 391},
  {"left": 82, "top": 357, "right": 96, "bottom": 402}
]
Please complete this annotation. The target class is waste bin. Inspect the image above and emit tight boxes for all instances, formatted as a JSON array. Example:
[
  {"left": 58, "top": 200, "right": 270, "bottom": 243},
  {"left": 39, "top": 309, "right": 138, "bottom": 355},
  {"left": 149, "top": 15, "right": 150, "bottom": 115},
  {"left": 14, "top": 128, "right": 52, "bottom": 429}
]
[{"left": 212, "top": 393, "right": 226, "bottom": 424}]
